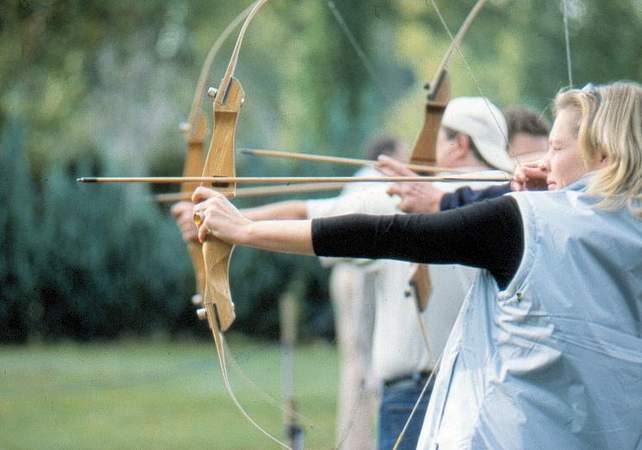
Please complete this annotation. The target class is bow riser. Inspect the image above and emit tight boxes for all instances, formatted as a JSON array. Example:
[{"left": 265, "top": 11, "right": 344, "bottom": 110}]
[
  {"left": 406, "top": 73, "right": 451, "bottom": 311},
  {"left": 201, "top": 77, "right": 245, "bottom": 332},
  {"left": 203, "top": 242, "right": 236, "bottom": 331},
  {"left": 409, "top": 74, "right": 451, "bottom": 166}
]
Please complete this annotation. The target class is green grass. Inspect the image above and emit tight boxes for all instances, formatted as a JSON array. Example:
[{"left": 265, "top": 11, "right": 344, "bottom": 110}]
[{"left": 0, "top": 336, "right": 338, "bottom": 449}]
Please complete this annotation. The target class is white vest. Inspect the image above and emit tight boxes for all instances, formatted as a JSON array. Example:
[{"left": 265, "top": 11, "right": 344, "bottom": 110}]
[{"left": 418, "top": 178, "right": 642, "bottom": 449}]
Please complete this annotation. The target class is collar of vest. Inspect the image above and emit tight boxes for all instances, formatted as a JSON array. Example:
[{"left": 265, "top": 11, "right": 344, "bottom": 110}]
[{"left": 561, "top": 173, "right": 595, "bottom": 192}]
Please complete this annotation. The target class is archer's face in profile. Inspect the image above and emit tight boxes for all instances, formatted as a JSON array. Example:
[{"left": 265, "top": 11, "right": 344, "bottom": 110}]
[
  {"left": 435, "top": 127, "right": 476, "bottom": 168},
  {"left": 539, "top": 107, "right": 606, "bottom": 190}
]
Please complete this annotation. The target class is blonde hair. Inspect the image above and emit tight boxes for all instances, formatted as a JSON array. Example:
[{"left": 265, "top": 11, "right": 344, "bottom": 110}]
[{"left": 554, "top": 81, "right": 642, "bottom": 218}]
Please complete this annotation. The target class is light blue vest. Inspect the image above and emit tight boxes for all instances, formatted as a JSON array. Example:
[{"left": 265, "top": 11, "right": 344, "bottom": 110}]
[{"left": 418, "top": 178, "right": 642, "bottom": 449}]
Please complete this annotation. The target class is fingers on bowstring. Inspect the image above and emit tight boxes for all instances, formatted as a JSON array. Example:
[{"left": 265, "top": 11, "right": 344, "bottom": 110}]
[
  {"left": 377, "top": 154, "right": 416, "bottom": 177},
  {"left": 192, "top": 186, "right": 218, "bottom": 204}
]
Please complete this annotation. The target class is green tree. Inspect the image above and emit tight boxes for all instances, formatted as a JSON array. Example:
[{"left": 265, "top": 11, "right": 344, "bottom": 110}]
[{"left": 0, "top": 121, "right": 37, "bottom": 342}]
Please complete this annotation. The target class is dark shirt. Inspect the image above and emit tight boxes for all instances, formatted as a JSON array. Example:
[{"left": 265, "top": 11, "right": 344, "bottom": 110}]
[
  {"left": 312, "top": 196, "right": 524, "bottom": 289},
  {"left": 439, "top": 183, "right": 512, "bottom": 211}
]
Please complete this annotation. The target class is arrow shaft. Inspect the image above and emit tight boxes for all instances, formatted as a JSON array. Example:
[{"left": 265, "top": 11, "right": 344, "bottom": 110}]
[{"left": 79, "top": 174, "right": 511, "bottom": 184}]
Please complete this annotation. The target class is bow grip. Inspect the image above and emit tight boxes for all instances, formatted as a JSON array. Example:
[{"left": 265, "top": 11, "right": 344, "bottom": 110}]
[{"left": 202, "top": 239, "right": 236, "bottom": 332}]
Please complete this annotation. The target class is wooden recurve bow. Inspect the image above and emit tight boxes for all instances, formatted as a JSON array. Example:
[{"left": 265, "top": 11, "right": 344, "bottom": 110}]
[
  {"left": 192, "top": 1, "right": 293, "bottom": 448},
  {"left": 407, "top": 0, "right": 489, "bottom": 313},
  {"left": 179, "top": 4, "right": 254, "bottom": 305}
]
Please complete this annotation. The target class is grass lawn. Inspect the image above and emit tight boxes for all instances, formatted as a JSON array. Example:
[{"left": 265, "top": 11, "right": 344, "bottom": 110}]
[{"left": 0, "top": 336, "right": 338, "bottom": 449}]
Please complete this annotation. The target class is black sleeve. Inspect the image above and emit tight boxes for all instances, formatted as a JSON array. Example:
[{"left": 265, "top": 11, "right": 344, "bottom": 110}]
[
  {"left": 439, "top": 183, "right": 512, "bottom": 211},
  {"left": 312, "top": 196, "right": 523, "bottom": 289}
]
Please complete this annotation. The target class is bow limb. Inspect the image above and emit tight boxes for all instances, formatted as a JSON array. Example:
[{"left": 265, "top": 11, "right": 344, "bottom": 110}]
[
  {"left": 410, "top": 0, "right": 488, "bottom": 166},
  {"left": 408, "top": 0, "right": 489, "bottom": 312},
  {"left": 184, "top": 3, "right": 255, "bottom": 134}
]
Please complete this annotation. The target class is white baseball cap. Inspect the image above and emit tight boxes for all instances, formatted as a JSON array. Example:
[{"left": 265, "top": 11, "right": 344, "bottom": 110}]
[{"left": 441, "top": 97, "right": 514, "bottom": 172}]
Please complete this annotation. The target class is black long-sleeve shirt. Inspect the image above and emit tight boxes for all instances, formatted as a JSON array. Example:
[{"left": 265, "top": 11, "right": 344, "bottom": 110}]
[{"left": 312, "top": 196, "right": 524, "bottom": 289}]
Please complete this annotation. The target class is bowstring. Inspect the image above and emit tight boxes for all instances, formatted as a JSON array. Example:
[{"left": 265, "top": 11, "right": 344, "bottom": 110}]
[
  {"left": 561, "top": 0, "right": 574, "bottom": 88},
  {"left": 396, "top": 3, "right": 577, "bottom": 447},
  {"left": 334, "top": 382, "right": 370, "bottom": 450},
  {"left": 328, "top": 3, "right": 484, "bottom": 447},
  {"left": 324, "top": 2, "right": 392, "bottom": 446},
  {"left": 223, "top": 339, "right": 317, "bottom": 430},
  {"left": 427, "top": 0, "right": 517, "bottom": 167},
  {"left": 391, "top": 354, "right": 441, "bottom": 450},
  {"left": 326, "top": 1, "right": 393, "bottom": 105},
  {"left": 212, "top": 326, "right": 293, "bottom": 449},
  {"left": 392, "top": 4, "right": 579, "bottom": 448}
]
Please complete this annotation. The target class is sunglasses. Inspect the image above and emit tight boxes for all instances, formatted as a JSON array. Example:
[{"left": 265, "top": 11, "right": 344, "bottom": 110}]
[{"left": 581, "top": 82, "right": 602, "bottom": 105}]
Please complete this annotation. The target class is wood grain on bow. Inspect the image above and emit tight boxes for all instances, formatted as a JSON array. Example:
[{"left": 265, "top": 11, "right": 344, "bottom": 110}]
[
  {"left": 407, "top": 0, "right": 488, "bottom": 313},
  {"left": 178, "top": 4, "right": 254, "bottom": 301},
  {"left": 192, "top": 1, "right": 293, "bottom": 448},
  {"left": 411, "top": 0, "right": 488, "bottom": 166},
  {"left": 197, "top": 0, "right": 268, "bottom": 335}
]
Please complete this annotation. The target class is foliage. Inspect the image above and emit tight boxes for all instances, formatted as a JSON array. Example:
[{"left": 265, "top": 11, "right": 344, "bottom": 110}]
[
  {"left": 0, "top": 122, "right": 37, "bottom": 342},
  {"left": 0, "top": 121, "right": 331, "bottom": 341},
  {"left": 0, "top": 0, "right": 641, "bottom": 341}
]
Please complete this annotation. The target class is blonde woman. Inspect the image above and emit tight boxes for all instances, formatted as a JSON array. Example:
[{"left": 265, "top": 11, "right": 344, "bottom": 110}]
[{"left": 193, "top": 81, "right": 642, "bottom": 449}]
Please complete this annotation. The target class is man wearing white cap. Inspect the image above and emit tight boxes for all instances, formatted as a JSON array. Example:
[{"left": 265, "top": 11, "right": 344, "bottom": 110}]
[
  {"left": 436, "top": 96, "right": 514, "bottom": 173},
  {"left": 380, "top": 104, "right": 550, "bottom": 213}
]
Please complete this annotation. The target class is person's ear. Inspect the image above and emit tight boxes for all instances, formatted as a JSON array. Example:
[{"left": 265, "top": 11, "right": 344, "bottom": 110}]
[{"left": 452, "top": 133, "right": 470, "bottom": 159}]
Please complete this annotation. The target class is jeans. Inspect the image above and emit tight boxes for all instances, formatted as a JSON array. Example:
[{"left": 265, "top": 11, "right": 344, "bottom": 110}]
[{"left": 378, "top": 374, "right": 432, "bottom": 450}]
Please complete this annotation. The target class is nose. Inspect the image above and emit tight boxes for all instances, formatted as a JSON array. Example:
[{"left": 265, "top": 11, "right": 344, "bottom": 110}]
[{"left": 537, "top": 149, "right": 552, "bottom": 172}]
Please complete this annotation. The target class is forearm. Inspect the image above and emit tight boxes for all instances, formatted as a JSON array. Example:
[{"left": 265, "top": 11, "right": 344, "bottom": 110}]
[
  {"left": 312, "top": 197, "right": 524, "bottom": 289},
  {"left": 242, "top": 200, "right": 308, "bottom": 221},
  {"left": 240, "top": 220, "right": 314, "bottom": 255}
]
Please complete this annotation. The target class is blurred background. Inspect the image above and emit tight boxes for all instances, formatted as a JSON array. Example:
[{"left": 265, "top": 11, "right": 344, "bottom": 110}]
[{"left": 1, "top": 0, "right": 640, "bottom": 448}]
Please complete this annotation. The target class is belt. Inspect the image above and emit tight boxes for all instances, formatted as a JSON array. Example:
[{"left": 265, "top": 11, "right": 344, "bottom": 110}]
[{"left": 383, "top": 370, "right": 431, "bottom": 388}]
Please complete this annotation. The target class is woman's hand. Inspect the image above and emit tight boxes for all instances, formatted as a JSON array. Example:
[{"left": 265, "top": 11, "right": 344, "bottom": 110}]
[
  {"left": 192, "top": 187, "right": 252, "bottom": 245},
  {"left": 511, "top": 163, "right": 548, "bottom": 191},
  {"left": 191, "top": 187, "right": 314, "bottom": 255}
]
